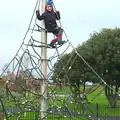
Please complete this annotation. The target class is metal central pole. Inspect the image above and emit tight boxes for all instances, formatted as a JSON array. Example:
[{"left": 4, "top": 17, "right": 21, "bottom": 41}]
[{"left": 40, "top": 0, "right": 47, "bottom": 119}]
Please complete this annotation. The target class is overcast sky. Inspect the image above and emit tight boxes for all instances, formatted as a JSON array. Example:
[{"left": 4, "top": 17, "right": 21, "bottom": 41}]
[{"left": 0, "top": 0, "right": 120, "bottom": 69}]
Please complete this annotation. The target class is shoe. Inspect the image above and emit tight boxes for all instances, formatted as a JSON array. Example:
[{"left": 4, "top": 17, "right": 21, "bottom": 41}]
[
  {"left": 49, "top": 42, "right": 56, "bottom": 48},
  {"left": 57, "top": 40, "right": 65, "bottom": 45}
]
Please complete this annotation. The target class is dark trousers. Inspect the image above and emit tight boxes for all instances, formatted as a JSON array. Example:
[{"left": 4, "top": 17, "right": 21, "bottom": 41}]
[{"left": 51, "top": 27, "right": 63, "bottom": 43}]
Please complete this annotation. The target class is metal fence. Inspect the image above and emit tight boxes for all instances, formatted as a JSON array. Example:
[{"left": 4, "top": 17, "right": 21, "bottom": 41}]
[{"left": 0, "top": 103, "right": 120, "bottom": 120}]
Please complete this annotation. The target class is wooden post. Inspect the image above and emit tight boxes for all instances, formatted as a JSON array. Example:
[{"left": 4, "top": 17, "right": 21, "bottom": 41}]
[{"left": 40, "top": 0, "right": 47, "bottom": 119}]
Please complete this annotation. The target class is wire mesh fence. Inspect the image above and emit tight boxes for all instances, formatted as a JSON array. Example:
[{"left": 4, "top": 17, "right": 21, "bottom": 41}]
[{"left": 0, "top": 100, "right": 120, "bottom": 120}]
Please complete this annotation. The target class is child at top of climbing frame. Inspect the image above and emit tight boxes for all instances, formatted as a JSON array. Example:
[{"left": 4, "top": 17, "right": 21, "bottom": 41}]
[{"left": 36, "top": 3, "right": 64, "bottom": 48}]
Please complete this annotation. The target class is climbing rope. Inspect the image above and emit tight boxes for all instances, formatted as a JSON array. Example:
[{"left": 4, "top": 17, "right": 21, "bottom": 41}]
[{"left": 0, "top": 0, "right": 119, "bottom": 120}]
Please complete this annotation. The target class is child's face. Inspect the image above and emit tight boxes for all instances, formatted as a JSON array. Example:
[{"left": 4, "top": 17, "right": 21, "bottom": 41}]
[{"left": 46, "top": 5, "right": 53, "bottom": 11}]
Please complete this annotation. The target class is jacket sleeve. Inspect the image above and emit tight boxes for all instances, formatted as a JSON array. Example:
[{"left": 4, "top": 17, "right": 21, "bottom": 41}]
[
  {"left": 36, "top": 10, "right": 45, "bottom": 20},
  {"left": 54, "top": 11, "right": 60, "bottom": 20}
]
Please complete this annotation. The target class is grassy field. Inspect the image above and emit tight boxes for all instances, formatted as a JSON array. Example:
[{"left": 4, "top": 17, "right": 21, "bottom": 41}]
[
  {"left": 3, "top": 111, "right": 89, "bottom": 120},
  {"left": 48, "top": 85, "right": 120, "bottom": 116},
  {"left": 0, "top": 85, "right": 120, "bottom": 119}
]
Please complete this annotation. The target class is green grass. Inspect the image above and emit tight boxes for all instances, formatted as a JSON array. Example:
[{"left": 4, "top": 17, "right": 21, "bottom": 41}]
[
  {"left": 7, "top": 112, "right": 89, "bottom": 120},
  {"left": 1, "top": 85, "right": 120, "bottom": 119},
  {"left": 48, "top": 85, "right": 120, "bottom": 116}
]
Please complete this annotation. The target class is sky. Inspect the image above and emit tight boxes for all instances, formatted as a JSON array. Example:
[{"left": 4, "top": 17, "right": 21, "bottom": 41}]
[{"left": 0, "top": 0, "right": 120, "bottom": 70}]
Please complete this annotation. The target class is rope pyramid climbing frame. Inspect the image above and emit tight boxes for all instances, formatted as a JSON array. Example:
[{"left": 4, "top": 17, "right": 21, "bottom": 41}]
[{"left": 0, "top": 0, "right": 119, "bottom": 120}]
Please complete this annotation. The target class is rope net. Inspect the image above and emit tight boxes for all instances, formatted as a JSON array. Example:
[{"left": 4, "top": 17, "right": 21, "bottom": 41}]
[{"left": 0, "top": 0, "right": 119, "bottom": 120}]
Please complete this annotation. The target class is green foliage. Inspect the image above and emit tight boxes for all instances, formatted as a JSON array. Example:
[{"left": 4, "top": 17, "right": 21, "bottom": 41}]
[
  {"left": 81, "top": 28, "right": 120, "bottom": 85},
  {"left": 53, "top": 28, "right": 120, "bottom": 84},
  {"left": 52, "top": 53, "right": 71, "bottom": 82},
  {"left": 52, "top": 28, "right": 120, "bottom": 107},
  {"left": 78, "top": 28, "right": 120, "bottom": 107}
]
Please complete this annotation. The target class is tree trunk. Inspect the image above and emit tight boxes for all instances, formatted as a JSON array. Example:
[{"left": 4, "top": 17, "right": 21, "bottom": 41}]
[{"left": 105, "top": 85, "right": 119, "bottom": 108}]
